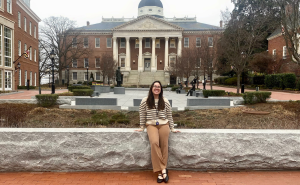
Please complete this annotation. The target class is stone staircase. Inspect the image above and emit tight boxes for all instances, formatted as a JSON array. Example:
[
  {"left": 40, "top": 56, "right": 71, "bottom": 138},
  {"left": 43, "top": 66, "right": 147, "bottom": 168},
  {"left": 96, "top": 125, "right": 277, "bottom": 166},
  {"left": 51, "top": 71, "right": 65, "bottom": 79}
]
[{"left": 124, "top": 70, "right": 169, "bottom": 86}]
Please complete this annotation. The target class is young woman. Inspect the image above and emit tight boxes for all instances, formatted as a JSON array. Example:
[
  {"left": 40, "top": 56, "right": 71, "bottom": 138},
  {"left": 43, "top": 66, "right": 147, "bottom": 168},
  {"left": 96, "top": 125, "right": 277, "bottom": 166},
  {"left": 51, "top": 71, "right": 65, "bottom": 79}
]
[{"left": 135, "top": 81, "right": 180, "bottom": 183}]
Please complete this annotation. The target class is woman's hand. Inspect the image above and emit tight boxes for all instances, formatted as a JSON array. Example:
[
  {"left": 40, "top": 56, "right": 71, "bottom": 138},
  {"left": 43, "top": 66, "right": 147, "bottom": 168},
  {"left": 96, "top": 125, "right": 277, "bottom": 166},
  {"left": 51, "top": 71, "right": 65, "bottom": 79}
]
[{"left": 134, "top": 129, "right": 144, "bottom": 132}]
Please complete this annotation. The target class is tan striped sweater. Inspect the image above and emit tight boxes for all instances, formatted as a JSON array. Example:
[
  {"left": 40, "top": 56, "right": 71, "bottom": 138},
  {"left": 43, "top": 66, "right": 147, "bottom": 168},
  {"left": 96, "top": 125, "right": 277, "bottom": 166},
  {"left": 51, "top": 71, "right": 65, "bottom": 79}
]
[{"left": 139, "top": 97, "right": 175, "bottom": 132}]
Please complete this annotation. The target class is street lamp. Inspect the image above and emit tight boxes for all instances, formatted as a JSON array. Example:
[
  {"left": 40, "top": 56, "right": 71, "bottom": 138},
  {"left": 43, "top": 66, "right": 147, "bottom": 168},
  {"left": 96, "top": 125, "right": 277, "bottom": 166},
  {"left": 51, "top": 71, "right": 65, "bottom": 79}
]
[
  {"left": 50, "top": 49, "right": 56, "bottom": 94},
  {"left": 86, "top": 65, "right": 89, "bottom": 84},
  {"left": 241, "top": 52, "right": 246, "bottom": 93}
]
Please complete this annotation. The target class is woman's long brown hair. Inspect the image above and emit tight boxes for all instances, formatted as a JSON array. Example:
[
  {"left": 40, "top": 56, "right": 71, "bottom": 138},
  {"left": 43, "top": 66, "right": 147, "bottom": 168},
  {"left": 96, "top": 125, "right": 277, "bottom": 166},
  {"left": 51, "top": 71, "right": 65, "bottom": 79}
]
[{"left": 146, "top": 81, "right": 165, "bottom": 111}]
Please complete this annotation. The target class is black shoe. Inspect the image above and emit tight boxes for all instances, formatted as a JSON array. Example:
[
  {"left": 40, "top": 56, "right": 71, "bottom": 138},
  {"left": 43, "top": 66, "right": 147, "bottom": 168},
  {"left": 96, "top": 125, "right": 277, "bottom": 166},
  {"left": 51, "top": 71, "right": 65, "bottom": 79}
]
[
  {"left": 157, "top": 174, "right": 164, "bottom": 183},
  {"left": 162, "top": 169, "right": 169, "bottom": 183}
]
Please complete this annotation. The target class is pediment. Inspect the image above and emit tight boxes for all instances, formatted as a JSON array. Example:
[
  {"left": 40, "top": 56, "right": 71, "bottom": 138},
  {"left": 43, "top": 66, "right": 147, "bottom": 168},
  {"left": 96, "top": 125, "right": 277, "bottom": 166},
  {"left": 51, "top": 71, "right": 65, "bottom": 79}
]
[{"left": 113, "top": 15, "right": 183, "bottom": 31}]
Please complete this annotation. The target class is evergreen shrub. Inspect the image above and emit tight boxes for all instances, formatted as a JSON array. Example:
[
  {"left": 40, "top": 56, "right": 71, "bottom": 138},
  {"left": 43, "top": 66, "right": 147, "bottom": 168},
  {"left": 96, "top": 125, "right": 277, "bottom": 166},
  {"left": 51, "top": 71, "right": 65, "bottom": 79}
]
[
  {"left": 73, "top": 89, "right": 93, "bottom": 96},
  {"left": 35, "top": 94, "right": 59, "bottom": 107},
  {"left": 68, "top": 85, "right": 91, "bottom": 92},
  {"left": 203, "top": 90, "right": 226, "bottom": 98},
  {"left": 243, "top": 92, "right": 271, "bottom": 104}
]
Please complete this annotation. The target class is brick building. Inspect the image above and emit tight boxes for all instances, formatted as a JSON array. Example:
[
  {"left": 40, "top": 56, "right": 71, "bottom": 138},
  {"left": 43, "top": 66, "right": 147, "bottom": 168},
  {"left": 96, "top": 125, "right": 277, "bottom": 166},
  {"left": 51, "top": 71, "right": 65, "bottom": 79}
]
[
  {"left": 66, "top": 0, "right": 223, "bottom": 85},
  {"left": 0, "top": 0, "right": 40, "bottom": 91}
]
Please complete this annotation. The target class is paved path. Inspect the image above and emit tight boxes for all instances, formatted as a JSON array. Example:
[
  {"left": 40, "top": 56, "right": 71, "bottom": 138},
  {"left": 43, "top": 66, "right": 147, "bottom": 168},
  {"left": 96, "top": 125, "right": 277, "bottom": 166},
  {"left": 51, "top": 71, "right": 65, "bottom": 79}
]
[
  {"left": 0, "top": 170, "right": 299, "bottom": 185},
  {"left": 0, "top": 89, "right": 68, "bottom": 100}
]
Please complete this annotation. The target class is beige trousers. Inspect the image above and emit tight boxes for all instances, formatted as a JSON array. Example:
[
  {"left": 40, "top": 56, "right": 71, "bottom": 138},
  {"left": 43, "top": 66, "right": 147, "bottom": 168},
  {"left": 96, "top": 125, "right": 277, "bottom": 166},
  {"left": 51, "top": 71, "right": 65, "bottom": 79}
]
[{"left": 146, "top": 124, "right": 170, "bottom": 173}]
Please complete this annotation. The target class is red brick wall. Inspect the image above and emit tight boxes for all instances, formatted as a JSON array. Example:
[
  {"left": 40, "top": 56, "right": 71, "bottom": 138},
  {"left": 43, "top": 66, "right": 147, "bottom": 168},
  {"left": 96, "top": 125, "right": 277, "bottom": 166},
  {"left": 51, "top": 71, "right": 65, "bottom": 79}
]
[{"left": 268, "top": 35, "right": 287, "bottom": 60}]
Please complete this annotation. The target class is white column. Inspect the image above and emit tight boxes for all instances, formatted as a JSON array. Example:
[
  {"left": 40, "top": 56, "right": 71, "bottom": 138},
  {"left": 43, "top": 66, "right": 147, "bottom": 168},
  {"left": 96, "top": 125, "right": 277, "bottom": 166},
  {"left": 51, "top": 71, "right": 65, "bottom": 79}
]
[
  {"left": 126, "top": 37, "right": 131, "bottom": 71},
  {"left": 151, "top": 37, "right": 156, "bottom": 72},
  {"left": 177, "top": 36, "right": 182, "bottom": 57},
  {"left": 113, "top": 37, "right": 118, "bottom": 63},
  {"left": 138, "top": 37, "right": 143, "bottom": 72},
  {"left": 164, "top": 37, "right": 169, "bottom": 70}
]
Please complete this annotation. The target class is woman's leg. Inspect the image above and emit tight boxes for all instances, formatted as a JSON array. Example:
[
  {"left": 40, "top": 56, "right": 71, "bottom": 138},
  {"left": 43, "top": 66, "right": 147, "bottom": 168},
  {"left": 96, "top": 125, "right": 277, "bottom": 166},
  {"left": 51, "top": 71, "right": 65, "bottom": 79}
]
[
  {"left": 147, "top": 125, "right": 166, "bottom": 173},
  {"left": 158, "top": 124, "right": 170, "bottom": 168}
]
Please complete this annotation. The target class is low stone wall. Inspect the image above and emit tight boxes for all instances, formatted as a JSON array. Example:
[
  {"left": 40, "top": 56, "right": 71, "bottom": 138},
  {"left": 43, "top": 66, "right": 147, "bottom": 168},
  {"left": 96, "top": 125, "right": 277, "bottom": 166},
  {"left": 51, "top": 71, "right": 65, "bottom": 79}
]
[{"left": 0, "top": 129, "right": 300, "bottom": 172}]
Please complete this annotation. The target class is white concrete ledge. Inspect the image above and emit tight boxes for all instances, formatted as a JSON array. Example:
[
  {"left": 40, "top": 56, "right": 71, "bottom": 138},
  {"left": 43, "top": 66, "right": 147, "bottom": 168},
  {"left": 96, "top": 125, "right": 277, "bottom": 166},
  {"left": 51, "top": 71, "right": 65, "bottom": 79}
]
[{"left": 1, "top": 128, "right": 300, "bottom": 172}]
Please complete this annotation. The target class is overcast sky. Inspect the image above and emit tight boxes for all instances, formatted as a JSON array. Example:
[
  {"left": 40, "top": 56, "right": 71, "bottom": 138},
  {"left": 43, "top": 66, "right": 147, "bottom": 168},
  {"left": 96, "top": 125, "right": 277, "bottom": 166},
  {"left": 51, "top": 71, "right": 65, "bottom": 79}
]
[{"left": 31, "top": 0, "right": 234, "bottom": 27}]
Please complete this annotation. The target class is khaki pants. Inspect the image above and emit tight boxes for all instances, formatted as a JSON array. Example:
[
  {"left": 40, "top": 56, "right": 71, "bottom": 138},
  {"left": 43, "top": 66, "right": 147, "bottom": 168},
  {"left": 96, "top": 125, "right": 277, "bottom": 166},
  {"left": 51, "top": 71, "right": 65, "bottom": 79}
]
[{"left": 146, "top": 124, "right": 170, "bottom": 173}]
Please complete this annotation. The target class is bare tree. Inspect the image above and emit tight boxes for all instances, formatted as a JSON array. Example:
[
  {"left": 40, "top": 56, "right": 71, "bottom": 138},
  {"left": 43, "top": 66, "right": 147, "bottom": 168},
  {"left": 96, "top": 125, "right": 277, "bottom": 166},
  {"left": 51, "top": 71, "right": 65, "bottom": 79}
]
[
  {"left": 39, "top": 16, "right": 92, "bottom": 85},
  {"left": 100, "top": 52, "right": 117, "bottom": 85}
]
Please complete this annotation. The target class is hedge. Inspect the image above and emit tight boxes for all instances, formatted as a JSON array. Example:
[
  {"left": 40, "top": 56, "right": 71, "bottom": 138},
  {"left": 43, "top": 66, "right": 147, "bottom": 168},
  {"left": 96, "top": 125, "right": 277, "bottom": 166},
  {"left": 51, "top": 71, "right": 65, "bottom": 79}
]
[
  {"left": 251, "top": 76, "right": 265, "bottom": 85},
  {"left": 296, "top": 79, "right": 300, "bottom": 90},
  {"left": 203, "top": 90, "right": 226, "bottom": 98},
  {"left": 73, "top": 89, "right": 94, "bottom": 96},
  {"left": 68, "top": 85, "right": 91, "bottom": 92},
  {"left": 214, "top": 77, "right": 230, "bottom": 85},
  {"left": 242, "top": 92, "right": 271, "bottom": 104},
  {"left": 17, "top": 86, "right": 35, "bottom": 89},
  {"left": 35, "top": 94, "right": 59, "bottom": 107},
  {"left": 224, "top": 77, "right": 238, "bottom": 85},
  {"left": 265, "top": 73, "right": 296, "bottom": 89}
]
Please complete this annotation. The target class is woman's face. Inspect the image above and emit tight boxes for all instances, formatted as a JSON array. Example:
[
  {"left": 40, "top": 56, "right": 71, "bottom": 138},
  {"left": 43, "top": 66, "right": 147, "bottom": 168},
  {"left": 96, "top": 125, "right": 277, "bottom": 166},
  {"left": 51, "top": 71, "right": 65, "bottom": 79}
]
[{"left": 152, "top": 82, "right": 161, "bottom": 96}]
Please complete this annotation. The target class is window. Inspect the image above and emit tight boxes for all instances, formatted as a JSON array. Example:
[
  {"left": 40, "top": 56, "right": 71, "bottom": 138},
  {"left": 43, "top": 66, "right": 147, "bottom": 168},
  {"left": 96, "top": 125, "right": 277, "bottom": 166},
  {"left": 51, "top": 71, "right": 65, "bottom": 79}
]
[
  {"left": 95, "top": 58, "right": 100, "bottom": 68},
  {"left": 95, "top": 38, "right": 100, "bottom": 48},
  {"left": 170, "top": 39, "right": 176, "bottom": 48},
  {"left": 96, "top": 72, "right": 101, "bottom": 81},
  {"left": 30, "top": 47, "right": 32, "bottom": 60},
  {"left": 34, "top": 73, "right": 37, "bottom": 86},
  {"left": 120, "top": 38, "right": 126, "bottom": 48},
  {"left": 18, "top": 12, "right": 21, "bottom": 27},
  {"left": 84, "top": 38, "right": 89, "bottom": 48},
  {"left": 7, "top": 0, "right": 12, "bottom": 13},
  {"left": 184, "top": 38, "right": 189, "bottom": 48},
  {"left": 29, "top": 22, "right": 32, "bottom": 35},
  {"left": 208, "top": 37, "right": 213, "bottom": 47},
  {"left": 135, "top": 39, "right": 139, "bottom": 48},
  {"left": 72, "top": 38, "right": 77, "bottom": 48},
  {"left": 30, "top": 72, "right": 32, "bottom": 86},
  {"left": 24, "top": 70, "right": 27, "bottom": 85},
  {"left": 0, "top": 70, "right": 2, "bottom": 88},
  {"left": 0, "top": 25, "right": 2, "bottom": 66},
  {"left": 72, "top": 72, "right": 77, "bottom": 80},
  {"left": 24, "top": 43, "right": 27, "bottom": 52},
  {"left": 84, "top": 72, "right": 88, "bottom": 81},
  {"left": 107, "top": 38, "right": 112, "bottom": 48},
  {"left": 19, "top": 69, "right": 22, "bottom": 86},
  {"left": 34, "top": 26, "right": 36, "bottom": 38},
  {"left": 273, "top": 49, "right": 276, "bottom": 60},
  {"left": 72, "top": 59, "right": 77, "bottom": 68},
  {"left": 155, "top": 39, "right": 160, "bottom": 48},
  {"left": 145, "top": 38, "right": 150, "bottom": 48},
  {"left": 24, "top": 17, "right": 27, "bottom": 32},
  {"left": 170, "top": 57, "right": 176, "bottom": 67},
  {"left": 283, "top": 46, "right": 287, "bottom": 59},
  {"left": 4, "top": 27, "right": 12, "bottom": 67},
  {"left": 18, "top": 41, "right": 21, "bottom": 56},
  {"left": 196, "top": 38, "right": 201, "bottom": 47},
  {"left": 196, "top": 58, "right": 201, "bottom": 68},
  {"left": 34, "top": 49, "right": 36, "bottom": 62},
  {"left": 84, "top": 58, "right": 89, "bottom": 68},
  {"left": 121, "top": 58, "right": 125, "bottom": 67}
]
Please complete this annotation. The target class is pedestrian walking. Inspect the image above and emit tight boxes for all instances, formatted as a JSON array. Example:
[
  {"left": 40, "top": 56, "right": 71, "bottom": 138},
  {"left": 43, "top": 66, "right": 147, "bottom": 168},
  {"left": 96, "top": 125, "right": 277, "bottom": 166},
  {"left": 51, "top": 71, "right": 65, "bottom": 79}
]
[{"left": 135, "top": 81, "right": 180, "bottom": 183}]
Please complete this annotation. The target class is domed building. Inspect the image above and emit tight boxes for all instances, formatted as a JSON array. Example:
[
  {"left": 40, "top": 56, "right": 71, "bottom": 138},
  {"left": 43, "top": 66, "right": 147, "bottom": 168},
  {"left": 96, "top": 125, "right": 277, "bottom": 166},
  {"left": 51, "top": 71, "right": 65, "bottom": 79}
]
[{"left": 66, "top": 0, "right": 224, "bottom": 86}]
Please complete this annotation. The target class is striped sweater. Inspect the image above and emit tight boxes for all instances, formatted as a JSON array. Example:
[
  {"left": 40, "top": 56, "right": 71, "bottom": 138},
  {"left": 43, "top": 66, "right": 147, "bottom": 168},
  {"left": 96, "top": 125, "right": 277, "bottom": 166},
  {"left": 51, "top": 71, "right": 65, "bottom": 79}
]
[{"left": 139, "top": 97, "right": 175, "bottom": 132}]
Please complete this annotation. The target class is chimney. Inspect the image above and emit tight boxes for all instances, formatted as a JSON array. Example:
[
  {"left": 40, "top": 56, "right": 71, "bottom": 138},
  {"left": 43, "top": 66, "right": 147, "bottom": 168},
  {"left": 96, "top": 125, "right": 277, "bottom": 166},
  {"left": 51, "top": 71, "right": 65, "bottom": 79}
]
[
  {"left": 220, "top": 20, "right": 223, "bottom": 28},
  {"left": 87, "top": 21, "right": 90, "bottom": 26}
]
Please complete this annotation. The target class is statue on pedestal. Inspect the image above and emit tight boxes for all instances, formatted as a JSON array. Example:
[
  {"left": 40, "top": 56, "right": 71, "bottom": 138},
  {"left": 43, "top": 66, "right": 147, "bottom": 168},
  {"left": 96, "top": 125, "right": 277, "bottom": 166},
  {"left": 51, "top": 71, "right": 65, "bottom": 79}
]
[{"left": 116, "top": 67, "right": 122, "bottom": 87}]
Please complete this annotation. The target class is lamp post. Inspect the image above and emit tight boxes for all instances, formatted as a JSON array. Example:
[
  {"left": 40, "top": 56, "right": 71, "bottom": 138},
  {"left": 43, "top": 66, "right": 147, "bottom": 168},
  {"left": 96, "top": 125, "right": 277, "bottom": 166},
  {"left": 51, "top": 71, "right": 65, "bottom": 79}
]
[
  {"left": 50, "top": 49, "right": 56, "bottom": 94},
  {"left": 86, "top": 65, "right": 89, "bottom": 84},
  {"left": 241, "top": 52, "right": 246, "bottom": 94}
]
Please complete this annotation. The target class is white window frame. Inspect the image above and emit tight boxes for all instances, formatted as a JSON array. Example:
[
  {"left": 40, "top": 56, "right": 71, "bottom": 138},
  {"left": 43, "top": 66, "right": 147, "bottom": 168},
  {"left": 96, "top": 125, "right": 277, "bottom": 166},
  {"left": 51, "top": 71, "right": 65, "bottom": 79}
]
[
  {"left": 170, "top": 39, "right": 176, "bottom": 48},
  {"left": 169, "top": 56, "right": 176, "bottom": 67},
  {"left": 4, "top": 27, "right": 12, "bottom": 68},
  {"left": 4, "top": 71, "right": 12, "bottom": 90},
  {"left": 34, "top": 49, "right": 36, "bottom": 62},
  {"left": 18, "top": 12, "right": 21, "bottom": 28},
  {"left": 95, "top": 38, "right": 100, "bottom": 48},
  {"left": 30, "top": 71, "right": 32, "bottom": 86},
  {"left": 7, "top": 0, "right": 12, "bottom": 14},
  {"left": 283, "top": 46, "right": 287, "bottom": 59},
  {"left": 34, "top": 73, "right": 36, "bottom": 86},
  {"left": 19, "top": 69, "right": 22, "bottom": 86},
  {"left": 0, "top": 25, "right": 2, "bottom": 66},
  {"left": 95, "top": 58, "right": 100, "bottom": 68},
  {"left": 96, "top": 72, "right": 101, "bottom": 81},
  {"left": 25, "top": 70, "right": 27, "bottom": 85},
  {"left": 72, "top": 59, "right": 77, "bottom": 68},
  {"left": 24, "top": 43, "right": 27, "bottom": 52},
  {"left": 72, "top": 38, "right": 77, "bottom": 48},
  {"left": 18, "top": 41, "right": 21, "bottom": 56},
  {"left": 29, "top": 22, "right": 32, "bottom": 35},
  {"left": 24, "top": 17, "right": 27, "bottom": 32},
  {"left": 273, "top": 49, "right": 276, "bottom": 60},
  {"left": 196, "top": 38, "right": 201, "bottom": 47},
  {"left": 72, "top": 72, "right": 77, "bottom": 80},
  {"left": 84, "top": 58, "right": 89, "bottom": 68},
  {"left": 0, "top": 70, "right": 2, "bottom": 89},
  {"left": 30, "top": 47, "right": 32, "bottom": 60},
  {"left": 120, "top": 38, "right": 126, "bottom": 48},
  {"left": 208, "top": 37, "right": 213, "bottom": 47},
  {"left": 84, "top": 38, "right": 89, "bottom": 48},
  {"left": 34, "top": 26, "right": 36, "bottom": 38},
  {"left": 184, "top": 38, "right": 189, "bottom": 48},
  {"left": 155, "top": 39, "right": 160, "bottom": 48},
  {"left": 135, "top": 39, "right": 139, "bottom": 48},
  {"left": 145, "top": 38, "right": 150, "bottom": 48},
  {"left": 107, "top": 38, "right": 112, "bottom": 48},
  {"left": 120, "top": 56, "right": 126, "bottom": 68}
]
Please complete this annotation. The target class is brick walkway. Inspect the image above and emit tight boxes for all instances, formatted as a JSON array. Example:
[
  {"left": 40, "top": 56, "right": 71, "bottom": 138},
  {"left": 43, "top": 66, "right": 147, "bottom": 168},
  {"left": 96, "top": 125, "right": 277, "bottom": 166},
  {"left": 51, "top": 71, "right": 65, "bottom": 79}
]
[
  {"left": 0, "top": 170, "right": 299, "bottom": 185},
  {"left": 0, "top": 89, "right": 68, "bottom": 100}
]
